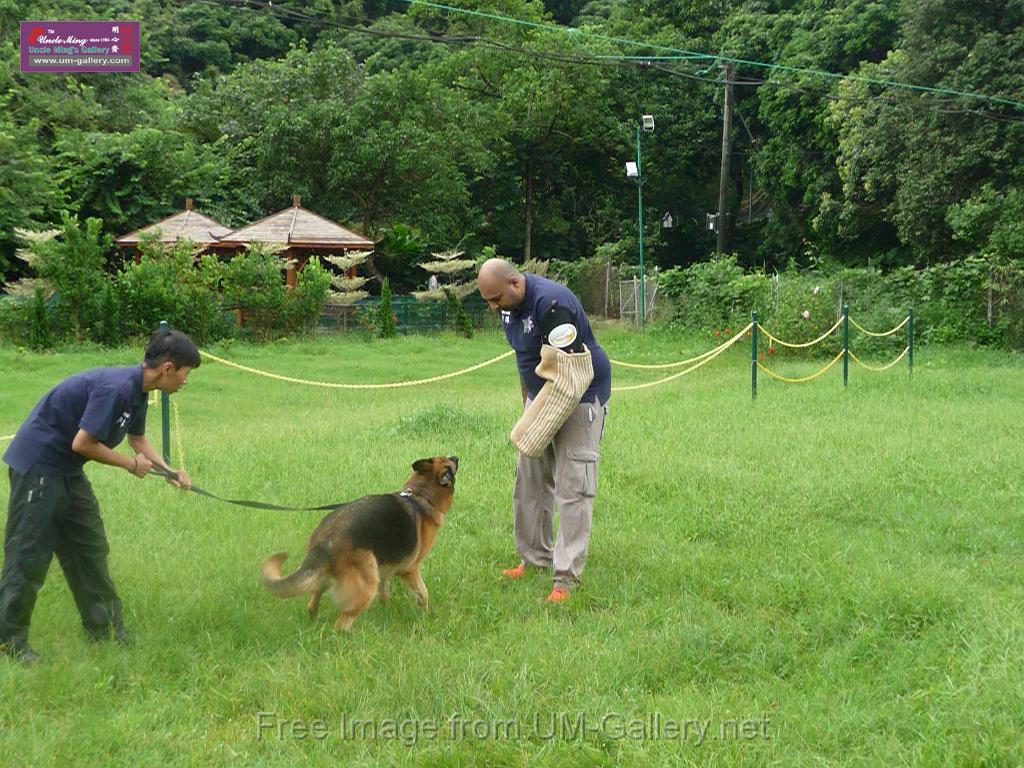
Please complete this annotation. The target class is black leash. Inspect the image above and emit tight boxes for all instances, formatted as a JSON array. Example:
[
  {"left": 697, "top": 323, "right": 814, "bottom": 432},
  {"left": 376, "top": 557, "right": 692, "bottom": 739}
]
[{"left": 148, "top": 466, "right": 343, "bottom": 511}]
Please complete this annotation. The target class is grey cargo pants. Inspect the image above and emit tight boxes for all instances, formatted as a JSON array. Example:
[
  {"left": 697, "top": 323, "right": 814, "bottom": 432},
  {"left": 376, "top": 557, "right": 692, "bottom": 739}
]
[{"left": 511, "top": 397, "right": 607, "bottom": 590}]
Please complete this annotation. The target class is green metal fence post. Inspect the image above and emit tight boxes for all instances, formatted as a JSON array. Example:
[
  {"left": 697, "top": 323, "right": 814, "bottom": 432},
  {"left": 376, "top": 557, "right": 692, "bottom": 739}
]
[
  {"left": 751, "top": 311, "right": 758, "bottom": 401},
  {"left": 842, "top": 305, "right": 849, "bottom": 388},
  {"left": 908, "top": 307, "right": 914, "bottom": 376},
  {"left": 636, "top": 125, "right": 646, "bottom": 327},
  {"left": 159, "top": 320, "right": 171, "bottom": 465}
]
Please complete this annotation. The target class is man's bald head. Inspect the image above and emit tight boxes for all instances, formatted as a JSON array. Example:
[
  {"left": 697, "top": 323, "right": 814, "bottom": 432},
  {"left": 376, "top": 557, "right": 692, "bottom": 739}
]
[
  {"left": 477, "top": 258, "right": 526, "bottom": 311},
  {"left": 478, "top": 258, "right": 517, "bottom": 282}
]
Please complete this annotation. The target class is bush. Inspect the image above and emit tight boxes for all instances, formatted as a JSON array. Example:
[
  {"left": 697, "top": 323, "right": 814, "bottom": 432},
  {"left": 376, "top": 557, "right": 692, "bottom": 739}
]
[
  {"left": 285, "top": 257, "right": 332, "bottom": 334},
  {"left": 220, "top": 246, "right": 289, "bottom": 338},
  {"left": 658, "top": 254, "right": 1024, "bottom": 350},
  {"left": 377, "top": 277, "right": 397, "bottom": 338},
  {"left": 1, "top": 221, "right": 334, "bottom": 346},
  {"left": 0, "top": 288, "right": 55, "bottom": 349},
  {"left": 660, "top": 255, "right": 773, "bottom": 332},
  {"left": 114, "top": 237, "right": 229, "bottom": 344},
  {"left": 443, "top": 287, "right": 473, "bottom": 338},
  {"left": 22, "top": 213, "right": 110, "bottom": 343}
]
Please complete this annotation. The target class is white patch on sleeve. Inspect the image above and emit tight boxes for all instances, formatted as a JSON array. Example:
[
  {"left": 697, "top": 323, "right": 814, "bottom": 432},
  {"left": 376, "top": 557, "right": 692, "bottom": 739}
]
[{"left": 548, "top": 322, "right": 578, "bottom": 349}]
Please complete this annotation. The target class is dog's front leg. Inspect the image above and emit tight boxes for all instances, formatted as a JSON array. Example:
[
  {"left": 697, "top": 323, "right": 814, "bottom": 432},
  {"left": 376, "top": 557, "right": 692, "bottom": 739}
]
[{"left": 400, "top": 568, "right": 429, "bottom": 611}]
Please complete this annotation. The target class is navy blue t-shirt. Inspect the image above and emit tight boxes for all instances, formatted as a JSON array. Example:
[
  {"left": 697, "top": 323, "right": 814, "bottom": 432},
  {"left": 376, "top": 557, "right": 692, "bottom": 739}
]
[
  {"left": 501, "top": 274, "right": 611, "bottom": 404},
  {"left": 3, "top": 365, "right": 148, "bottom": 475}
]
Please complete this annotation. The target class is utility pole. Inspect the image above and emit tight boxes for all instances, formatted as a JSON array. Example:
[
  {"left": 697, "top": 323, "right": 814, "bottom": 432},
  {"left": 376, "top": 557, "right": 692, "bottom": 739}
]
[{"left": 716, "top": 61, "right": 734, "bottom": 255}]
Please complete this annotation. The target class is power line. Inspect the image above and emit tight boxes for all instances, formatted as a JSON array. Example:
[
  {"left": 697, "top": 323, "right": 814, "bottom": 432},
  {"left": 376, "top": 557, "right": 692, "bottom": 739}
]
[
  {"left": 398, "top": 0, "right": 1024, "bottom": 113},
  {"left": 192, "top": 0, "right": 1024, "bottom": 124}
]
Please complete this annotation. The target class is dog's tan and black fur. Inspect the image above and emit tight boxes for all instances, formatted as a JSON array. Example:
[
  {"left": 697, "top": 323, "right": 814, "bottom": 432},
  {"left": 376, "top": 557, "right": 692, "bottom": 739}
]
[{"left": 261, "top": 456, "right": 458, "bottom": 631}]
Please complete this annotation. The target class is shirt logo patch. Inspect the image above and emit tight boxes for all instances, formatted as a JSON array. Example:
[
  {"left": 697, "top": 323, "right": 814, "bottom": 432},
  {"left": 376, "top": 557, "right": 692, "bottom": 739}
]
[
  {"left": 522, "top": 315, "right": 534, "bottom": 334},
  {"left": 501, "top": 311, "right": 511, "bottom": 325},
  {"left": 548, "top": 322, "right": 578, "bottom": 349},
  {"left": 117, "top": 411, "right": 131, "bottom": 429}
]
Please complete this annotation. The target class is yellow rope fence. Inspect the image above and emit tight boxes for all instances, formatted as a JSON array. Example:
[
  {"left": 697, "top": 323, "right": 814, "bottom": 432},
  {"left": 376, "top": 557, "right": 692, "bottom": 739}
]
[
  {"left": 755, "top": 313, "right": 911, "bottom": 384},
  {"left": 849, "top": 315, "right": 910, "bottom": 337},
  {"left": 198, "top": 348, "right": 515, "bottom": 389},
  {"left": 757, "top": 351, "right": 845, "bottom": 383},
  {"left": 608, "top": 328, "right": 746, "bottom": 370},
  {"left": 849, "top": 347, "right": 910, "bottom": 371},
  {"left": 611, "top": 324, "right": 753, "bottom": 391},
  {"left": 0, "top": 312, "right": 912, "bottom": 441},
  {"left": 758, "top": 318, "right": 843, "bottom": 349},
  {"left": 201, "top": 333, "right": 751, "bottom": 394},
  {"left": 172, "top": 399, "right": 185, "bottom": 469}
]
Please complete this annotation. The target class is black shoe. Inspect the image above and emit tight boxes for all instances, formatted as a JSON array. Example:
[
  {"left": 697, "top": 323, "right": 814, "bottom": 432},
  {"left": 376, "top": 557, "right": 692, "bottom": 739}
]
[
  {"left": 113, "top": 624, "right": 130, "bottom": 646},
  {"left": 1, "top": 640, "right": 41, "bottom": 666}
]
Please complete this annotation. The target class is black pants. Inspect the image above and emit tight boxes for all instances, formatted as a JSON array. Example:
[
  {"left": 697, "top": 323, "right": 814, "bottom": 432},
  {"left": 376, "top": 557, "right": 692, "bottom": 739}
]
[{"left": 0, "top": 467, "right": 123, "bottom": 645}]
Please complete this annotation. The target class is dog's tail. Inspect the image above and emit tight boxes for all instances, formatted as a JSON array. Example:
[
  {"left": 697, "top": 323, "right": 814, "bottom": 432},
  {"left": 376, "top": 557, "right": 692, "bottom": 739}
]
[{"left": 261, "top": 546, "right": 330, "bottom": 598}]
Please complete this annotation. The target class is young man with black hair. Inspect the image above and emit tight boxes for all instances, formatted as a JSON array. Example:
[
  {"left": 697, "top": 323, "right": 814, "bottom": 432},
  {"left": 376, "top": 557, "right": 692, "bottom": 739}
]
[{"left": 0, "top": 329, "right": 199, "bottom": 664}]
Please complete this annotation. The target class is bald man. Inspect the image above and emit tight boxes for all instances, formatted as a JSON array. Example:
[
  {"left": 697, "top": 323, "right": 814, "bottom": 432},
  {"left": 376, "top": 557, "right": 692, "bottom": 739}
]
[{"left": 477, "top": 259, "right": 610, "bottom": 602}]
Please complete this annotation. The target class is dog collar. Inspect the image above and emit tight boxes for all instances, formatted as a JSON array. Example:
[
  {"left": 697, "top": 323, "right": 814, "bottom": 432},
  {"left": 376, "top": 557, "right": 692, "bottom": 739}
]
[
  {"left": 398, "top": 489, "right": 446, "bottom": 526},
  {"left": 397, "top": 490, "right": 428, "bottom": 518}
]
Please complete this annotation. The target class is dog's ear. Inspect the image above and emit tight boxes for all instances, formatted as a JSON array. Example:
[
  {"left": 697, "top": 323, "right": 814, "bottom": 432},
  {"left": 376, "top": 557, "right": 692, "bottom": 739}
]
[
  {"left": 412, "top": 459, "right": 433, "bottom": 474},
  {"left": 439, "top": 467, "right": 454, "bottom": 487}
]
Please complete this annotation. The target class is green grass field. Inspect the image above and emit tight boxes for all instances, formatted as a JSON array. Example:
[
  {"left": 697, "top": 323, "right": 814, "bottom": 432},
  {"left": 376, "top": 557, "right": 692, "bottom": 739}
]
[{"left": 1, "top": 326, "right": 1022, "bottom": 767}]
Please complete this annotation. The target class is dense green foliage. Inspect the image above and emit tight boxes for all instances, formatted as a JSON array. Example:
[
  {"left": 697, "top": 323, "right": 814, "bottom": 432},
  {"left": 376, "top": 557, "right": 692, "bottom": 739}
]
[
  {"left": 2, "top": 0, "right": 1021, "bottom": 283},
  {"left": 0, "top": 232, "right": 333, "bottom": 346},
  {"left": 660, "top": 255, "right": 1024, "bottom": 349}
]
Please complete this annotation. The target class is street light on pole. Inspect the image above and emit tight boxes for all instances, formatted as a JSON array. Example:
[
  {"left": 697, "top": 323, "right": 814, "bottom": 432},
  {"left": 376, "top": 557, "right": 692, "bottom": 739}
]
[{"left": 625, "top": 115, "right": 654, "bottom": 326}]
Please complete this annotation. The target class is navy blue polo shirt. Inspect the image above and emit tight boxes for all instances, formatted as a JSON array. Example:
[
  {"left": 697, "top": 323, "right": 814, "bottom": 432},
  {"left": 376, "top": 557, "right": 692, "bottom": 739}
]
[
  {"left": 3, "top": 365, "right": 148, "bottom": 475},
  {"left": 501, "top": 274, "right": 611, "bottom": 405}
]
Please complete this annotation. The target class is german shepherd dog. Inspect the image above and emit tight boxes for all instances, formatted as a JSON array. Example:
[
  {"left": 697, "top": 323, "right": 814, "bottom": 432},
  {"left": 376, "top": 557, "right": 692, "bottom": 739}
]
[{"left": 261, "top": 456, "right": 458, "bottom": 632}]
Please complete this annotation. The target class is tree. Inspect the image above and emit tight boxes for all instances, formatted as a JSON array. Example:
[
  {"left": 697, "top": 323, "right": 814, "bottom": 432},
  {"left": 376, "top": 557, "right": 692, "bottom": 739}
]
[
  {"left": 718, "top": 0, "right": 902, "bottom": 266},
  {"left": 323, "top": 250, "right": 373, "bottom": 304},
  {"left": 138, "top": 0, "right": 299, "bottom": 85},
  {"left": 0, "top": 116, "right": 64, "bottom": 277},
  {"left": 376, "top": 277, "right": 397, "bottom": 337},
  {"left": 55, "top": 126, "right": 232, "bottom": 236},
  {"left": 414, "top": 249, "right": 477, "bottom": 300},
  {"left": 183, "top": 43, "right": 364, "bottom": 224},
  {"left": 437, "top": 17, "right": 622, "bottom": 262},
  {"left": 328, "top": 64, "right": 481, "bottom": 241},
  {"left": 829, "top": 0, "right": 1024, "bottom": 265},
  {"left": 12, "top": 214, "right": 110, "bottom": 342}
]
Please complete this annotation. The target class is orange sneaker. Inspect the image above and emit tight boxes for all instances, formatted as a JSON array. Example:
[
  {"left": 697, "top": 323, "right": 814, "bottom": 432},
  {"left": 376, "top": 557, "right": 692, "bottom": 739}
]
[
  {"left": 501, "top": 562, "right": 527, "bottom": 579},
  {"left": 546, "top": 586, "right": 571, "bottom": 603}
]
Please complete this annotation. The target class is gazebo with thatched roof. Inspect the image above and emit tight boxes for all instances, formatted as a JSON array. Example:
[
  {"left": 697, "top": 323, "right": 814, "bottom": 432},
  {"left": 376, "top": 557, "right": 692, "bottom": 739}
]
[
  {"left": 114, "top": 198, "right": 231, "bottom": 257},
  {"left": 216, "top": 195, "right": 376, "bottom": 287}
]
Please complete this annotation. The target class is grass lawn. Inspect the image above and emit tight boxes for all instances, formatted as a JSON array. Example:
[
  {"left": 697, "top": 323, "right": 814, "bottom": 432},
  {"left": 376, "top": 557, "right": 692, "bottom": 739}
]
[{"left": 1, "top": 325, "right": 1022, "bottom": 767}]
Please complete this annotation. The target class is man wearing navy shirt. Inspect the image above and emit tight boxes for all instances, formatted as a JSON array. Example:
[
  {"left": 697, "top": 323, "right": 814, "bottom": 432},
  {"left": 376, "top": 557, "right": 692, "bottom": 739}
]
[
  {"left": 477, "top": 259, "right": 610, "bottom": 603},
  {"left": 0, "top": 329, "right": 199, "bottom": 664}
]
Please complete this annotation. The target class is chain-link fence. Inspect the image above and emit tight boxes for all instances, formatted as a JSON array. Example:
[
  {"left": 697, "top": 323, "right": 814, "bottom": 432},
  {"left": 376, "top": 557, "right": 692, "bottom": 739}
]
[{"left": 317, "top": 294, "right": 495, "bottom": 333}]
